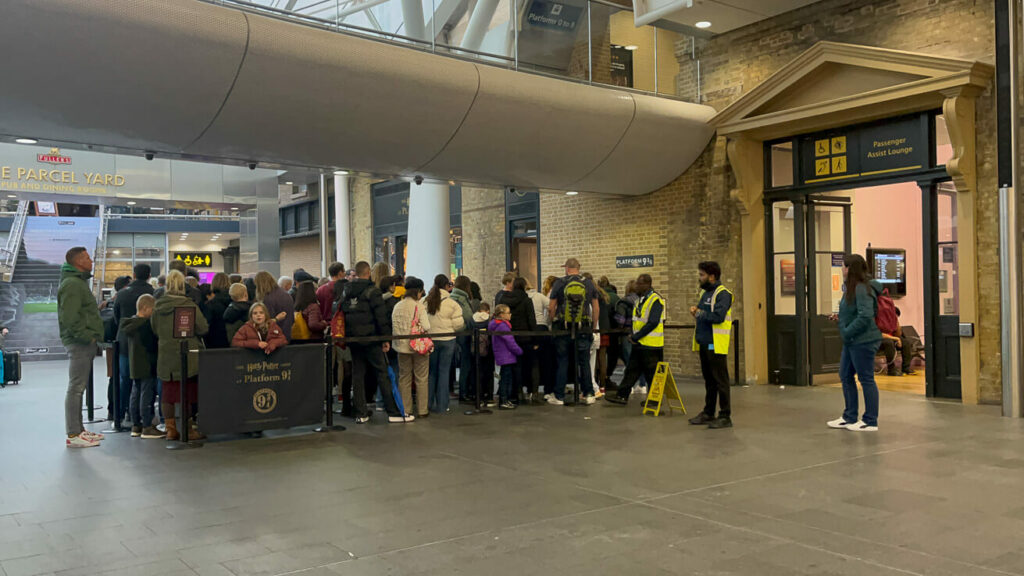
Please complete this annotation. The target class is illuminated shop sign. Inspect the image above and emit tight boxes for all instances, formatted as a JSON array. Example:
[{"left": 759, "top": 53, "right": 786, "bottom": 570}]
[{"left": 0, "top": 148, "right": 126, "bottom": 194}]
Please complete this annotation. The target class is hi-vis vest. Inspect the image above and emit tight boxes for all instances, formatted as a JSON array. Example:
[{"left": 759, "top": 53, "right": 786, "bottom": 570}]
[
  {"left": 692, "top": 285, "right": 732, "bottom": 355},
  {"left": 632, "top": 291, "right": 664, "bottom": 348}
]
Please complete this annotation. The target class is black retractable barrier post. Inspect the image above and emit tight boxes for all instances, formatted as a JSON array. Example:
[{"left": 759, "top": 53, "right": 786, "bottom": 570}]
[
  {"left": 168, "top": 340, "right": 201, "bottom": 450},
  {"left": 733, "top": 320, "right": 741, "bottom": 386},
  {"left": 317, "top": 343, "right": 345, "bottom": 432},
  {"left": 570, "top": 323, "right": 579, "bottom": 406},
  {"left": 466, "top": 327, "right": 491, "bottom": 415},
  {"left": 102, "top": 342, "right": 124, "bottom": 434}
]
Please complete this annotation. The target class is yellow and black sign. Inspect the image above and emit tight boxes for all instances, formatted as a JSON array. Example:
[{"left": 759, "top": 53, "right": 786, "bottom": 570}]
[
  {"left": 174, "top": 252, "right": 213, "bottom": 268},
  {"left": 642, "top": 362, "right": 686, "bottom": 417},
  {"left": 799, "top": 114, "right": 928, "bottom": 186}
]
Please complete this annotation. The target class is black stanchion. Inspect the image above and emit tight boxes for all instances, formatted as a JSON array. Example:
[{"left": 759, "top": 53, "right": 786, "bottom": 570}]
[
  {"left": 569, "top": 323, "right": 579, "bottom": 406},
  {"left": 83, "top": 358, "right": 103, "bottom": 423},
  {"left": 317, "top": 343, "right": 346, "bottom": 432},
  {"left": 102, "top": 342, "right": 125, "bottom": 434},
  {"left": 465, "top": 326, "right": 491, "bottom": 415},
  {"left": 732, "top": 319, "right": 741, "bottom": 386},
  {"left": 168, "top": 340, "right": 200, "bottom": 450}
]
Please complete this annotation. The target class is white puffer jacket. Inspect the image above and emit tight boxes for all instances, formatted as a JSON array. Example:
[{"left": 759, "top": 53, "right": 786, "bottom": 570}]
[
  {"left": 426, "top": 289, "right": 465, "bottom": 342},
  {"left": 391, "top": 297, "right": 429, "bottom": 355}
]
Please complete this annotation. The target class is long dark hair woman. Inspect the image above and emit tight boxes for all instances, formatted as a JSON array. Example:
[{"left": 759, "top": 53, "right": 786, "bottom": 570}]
[
  {"left": 830, "top": 253, "right": 883, "bottom": 432},
  {"left": 424, "top": 274, "right": 465, "bottom": 413},
  {"left": 293, "top": 281, "right": 326, "bottom": 340}
]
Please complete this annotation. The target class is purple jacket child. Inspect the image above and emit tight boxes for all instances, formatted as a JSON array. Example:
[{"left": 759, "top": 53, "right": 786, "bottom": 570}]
[{"left": 489, "top": 318, "right": 522, "bottom": 366}]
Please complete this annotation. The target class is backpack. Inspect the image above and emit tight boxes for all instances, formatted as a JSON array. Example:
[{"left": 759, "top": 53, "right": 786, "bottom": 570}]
[
  {"left": 875, "top": 287, "right": 899, "bottom": 335},
  {"left": 330, "top": 308, "right": 346, "bottom": 348},
  {"left": 562, "top": 276, "right": 588, "bottom": 325},
  {"left": 613, "top": 297, "right": 633, "bottom": 327},
  {"left": 477, "top": 325, "right": 491, "bottom": 357},
  {"left": 291, "top": 310, "right": 312, "bottom": 341}
]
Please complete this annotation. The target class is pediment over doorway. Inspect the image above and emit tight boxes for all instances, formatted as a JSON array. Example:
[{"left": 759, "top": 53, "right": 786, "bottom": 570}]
[{"left": 712, "top": 41, "right": 993, "bottom": 140}]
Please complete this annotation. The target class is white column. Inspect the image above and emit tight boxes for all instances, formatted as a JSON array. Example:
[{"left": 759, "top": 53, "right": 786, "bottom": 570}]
[
  {"left": 460, "top": 0, "right": 500, "bottom": 52},
  {"left": 333, "top": 174, "right": 352, "bottom": 269},
  {"left": 406, "top": 182, "right": 449, "bottom": 283},
  {"left": 401, "top": 0, "right": 426, "bottom": 42}
]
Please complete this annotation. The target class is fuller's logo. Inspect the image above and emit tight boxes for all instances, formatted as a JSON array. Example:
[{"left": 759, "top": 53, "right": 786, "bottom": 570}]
[{"left": 37, "top": 147, "right": 71, "bottom": 165}]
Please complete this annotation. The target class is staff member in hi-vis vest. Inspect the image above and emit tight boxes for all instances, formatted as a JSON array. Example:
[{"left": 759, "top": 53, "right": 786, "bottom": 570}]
[
  {"left": 605, "top": 274, "right": 664, "bottom": 405},
  {"left": 688, "top": 261, "right": 734, "bottom": 429}
]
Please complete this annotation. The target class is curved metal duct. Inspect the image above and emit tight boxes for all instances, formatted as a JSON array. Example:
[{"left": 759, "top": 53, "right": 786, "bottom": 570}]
[{"left": 0, "top": 0, "right": 716, "bottom": 196}]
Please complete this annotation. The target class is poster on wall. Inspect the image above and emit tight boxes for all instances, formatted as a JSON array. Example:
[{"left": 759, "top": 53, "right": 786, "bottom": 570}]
[
  {"left": 21, "top": 216, "right": 101, "bottom": 268},
  {"left": 610, "top": 45, "right": 634, "bottom": 88},
  {"left": 780, "top": 259, "right": 796, "bottom": 296}
]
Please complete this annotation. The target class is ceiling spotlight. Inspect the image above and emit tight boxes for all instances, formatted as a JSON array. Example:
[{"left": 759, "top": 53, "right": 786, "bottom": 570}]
[
  {"left": 566, "top": 191, "right": 579, "bottom": 196},
  {"left": 149, "top": 206, "right": 162, "bottom": 210},
  {"left": 624, "top": 45, "right": 638, "bottom": 51},
  {"left": 333, "top": 170, "right": 349, "bottom": 176},
  {"left": 7, "top": 195, "right": 16, "bottom": 199},
  {"left": 285, "top": 181, "right": 293, "bottom": 185},
  {"left": 230, "top": 206, "right": 239, "bottom": 210},
  {"left": 695, "top": 21, "right": 712, "bottom": 29},
  {"left": 112, "top": 250, "right": 120, "bottom": 255},
  {"left": 14, "top": 138, "right": 37, "bottom": 144},
  {"left": 126, "top": 201, "right": 137, "bottom": 205}
]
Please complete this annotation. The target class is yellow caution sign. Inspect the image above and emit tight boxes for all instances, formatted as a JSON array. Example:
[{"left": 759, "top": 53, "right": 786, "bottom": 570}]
[{"left": 642, "top": 362, "right": 686, "bottom": 417}]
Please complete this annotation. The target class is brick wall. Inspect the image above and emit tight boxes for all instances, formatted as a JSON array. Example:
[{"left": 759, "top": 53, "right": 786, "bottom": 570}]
[
  {"left": 350, "top": 176, "right": 374, "bottom": 265},
  {"left": 539, "top": 0, "right": 999, "bottom": 397},
  {"left": 460, "top": 186, "right": 507, "bottom": 298},
  {"left": 280, "top": 235, "right": 333, "bottom": 279}
]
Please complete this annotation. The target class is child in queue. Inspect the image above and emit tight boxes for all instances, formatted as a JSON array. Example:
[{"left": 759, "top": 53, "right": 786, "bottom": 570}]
[
  {"left": 489, "top": 304, "right": 522, "bottom": 410},
  {"left": 473, "top": 302, "right": 495, "bottom": 405},
  {"left": 231, "top": 302, "right": 287, "bottom": 354}
]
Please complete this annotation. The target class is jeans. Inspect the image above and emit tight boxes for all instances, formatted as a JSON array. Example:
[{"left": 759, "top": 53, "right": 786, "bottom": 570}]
[
  {"left": 699, "top": 344, "right": 731, "bottom": 418},
  {"left": 498, "top": 363, "right": 517, "bottom": 402},
  {"left": 839, "top": 341, "right": 880, "bottom": 426},
  {"left": 457, "top": 336, "right": 473, "bottom": 399},
  {"left": 616, "top": 345, "right": 662, "bottom": 399},
  {"left": 129, "top": 376, "right": 157, "bottom": 428},
  {"left": 349, "top": 342, "right": 400, "bottom": 418},
  {"left": 553, "top": 323, "right": 595, "bottom": 400},
  {"left": 65, "top": 343, "right": 94, "bottom": 436},
  {"left": 428, "top": 339, "right": 456, "bottom": 412},
  {"left": 116, "top": 354, "right": 132, "bottom": 425}
]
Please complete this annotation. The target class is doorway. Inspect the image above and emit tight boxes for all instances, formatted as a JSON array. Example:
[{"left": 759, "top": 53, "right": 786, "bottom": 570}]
[{"left": 766, "top": 180, "right": 961, "bottom": 398}]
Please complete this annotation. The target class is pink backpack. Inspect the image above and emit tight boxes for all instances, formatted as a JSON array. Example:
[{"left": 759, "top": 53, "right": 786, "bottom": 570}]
[{"left": 875, "top": 287, "right": 899, "bottom": 335}]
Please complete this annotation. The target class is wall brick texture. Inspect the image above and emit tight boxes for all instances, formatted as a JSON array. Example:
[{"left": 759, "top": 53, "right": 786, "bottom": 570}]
[{"left": 460, "top": 187, "right": 507, "bottom": 298}]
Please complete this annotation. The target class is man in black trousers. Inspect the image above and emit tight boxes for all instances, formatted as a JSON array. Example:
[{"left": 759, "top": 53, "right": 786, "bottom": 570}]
[{"left": 689, "top": 261, "right": 734, "bottom": 429}]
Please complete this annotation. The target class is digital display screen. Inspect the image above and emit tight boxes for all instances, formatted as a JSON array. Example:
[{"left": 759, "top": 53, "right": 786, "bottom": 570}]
[{"left": 867, "top": 248, "right": 906, "bottom": 297}]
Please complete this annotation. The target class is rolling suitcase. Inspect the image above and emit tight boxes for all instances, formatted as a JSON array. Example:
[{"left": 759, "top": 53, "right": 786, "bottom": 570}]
[{"left": 2, "top": 350, "right": 21, "bottom": 386}]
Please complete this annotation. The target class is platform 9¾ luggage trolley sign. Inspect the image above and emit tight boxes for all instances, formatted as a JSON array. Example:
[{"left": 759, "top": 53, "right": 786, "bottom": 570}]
[{"left": 199, "top": 346, "right": 324, "bottom": 435}]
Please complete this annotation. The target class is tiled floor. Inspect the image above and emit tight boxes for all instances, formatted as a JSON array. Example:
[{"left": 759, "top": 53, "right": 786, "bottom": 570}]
[{"left": 2, "top": 358, "right": 1023, "bottom": 576}]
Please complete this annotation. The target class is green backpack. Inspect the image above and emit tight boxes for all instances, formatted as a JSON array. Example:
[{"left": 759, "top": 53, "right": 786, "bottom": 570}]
[{"left": 562, "top": 276, "right": 588, "bottom": 325}]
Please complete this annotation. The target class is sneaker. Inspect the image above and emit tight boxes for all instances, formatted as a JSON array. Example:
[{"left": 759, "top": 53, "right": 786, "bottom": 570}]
[
  {"left": 847, "top": 421, "right": 878, "bottom": 432},
  {"left": 688, "top": 413, "right": 714, "bottom": 425},
  {"left": 80, "top": 430, "right": 104, "bottom": 441},
  {"left": 140, "top": 426, "right": 165, "bottom": 439},
  {"left": 544, "top": 394, "right": 564, "bottom": 406},
  {"left": 594, "top": 388, "right": 605, "bottom": 399},
  {"left": 499, "top": 401, "right": 517, "bottom": 410},
  {"left": 355, "top": 415, "right": 370, "bottom": 424},
  {"left": 130, "top": 426, "right": 142, "bottom": 438},
  {"left": 827, "top": 418, "right": 856, "bottom": 429},
  {"left": 67, "top": 435, "right": 100, "bottom": 448},
  {"left": 484, "top": 400, "right": 497, "bottom": 407},
  {"left": 638, "top": 386, "right": 648, "bottom": 395},
  {"left": 708, "top": 417, "right": 733, "bottom": 429},
  {"left": 156, "top": 423, "right": 166, "bottom": 433},
  {"left": 582, "top": 395, "right": 596, "bottom": 405},
  {"left": 388, "top": 414, "right": 416, "bottom": 423},
  {"left": 604, "top": 395, "right": 628, "bottom": 405}
]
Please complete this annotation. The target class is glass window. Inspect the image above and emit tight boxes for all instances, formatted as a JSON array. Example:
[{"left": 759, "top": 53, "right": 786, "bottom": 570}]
[
  {"left": 938, "top": 182, "right": 959, "bottom": 316},
  {"left": 106, "top": 233, "right": 132, "bottom": 248},
  {"left": 772, "top": 201, "right": 797, "bottom": 315},
  {"left": 134, "top": 233, "right": 165, "bottom": 260},
  {"left": 297, "top": 205, "right": 310, "bottom": 232},
  {"left": 770, "top": 142, "right": 794, "bottom": 188}
]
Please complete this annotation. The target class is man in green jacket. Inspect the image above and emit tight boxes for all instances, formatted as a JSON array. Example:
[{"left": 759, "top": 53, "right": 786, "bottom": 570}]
[{"left": 58, "top": 247, "right": 104, "bottom": 448}]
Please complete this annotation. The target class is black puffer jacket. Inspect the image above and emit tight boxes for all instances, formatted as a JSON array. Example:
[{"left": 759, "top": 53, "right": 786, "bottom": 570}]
[
  {"left": 223, "top": 300, "right": 252, "bottom": 343},
  {"left": 340, "top": 278, "right": 390, "bottom": 337},
  {"left": 498, "top": 288, "right": 537, "bottom": 345},
  {"left": 204, "top": 289, "right": 232, "bottom": 349}
]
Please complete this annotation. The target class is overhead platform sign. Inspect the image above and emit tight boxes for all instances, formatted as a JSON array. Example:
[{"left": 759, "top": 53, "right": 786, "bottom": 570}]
[{"left": 632, "top": 0, "right": 693, "bottom": 27}]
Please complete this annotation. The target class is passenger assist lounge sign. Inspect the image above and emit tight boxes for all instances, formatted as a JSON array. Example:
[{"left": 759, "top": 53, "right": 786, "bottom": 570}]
[{"left": 798, "top": 115, "right": 928, "bottom": 186}]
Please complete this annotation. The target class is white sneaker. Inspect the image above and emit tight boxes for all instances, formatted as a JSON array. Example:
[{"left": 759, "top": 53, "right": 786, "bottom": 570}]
[
  {"left": 583, "top": 396, "right": 596, "bottom": 405},
  {"left": 80, "top": 430, "right": 104, "bottom": 441},
  {"left": 544, "top": 394, "right": 564, "bottom": 406},
  {"left": 66, "top": 435, "right": 100, "bottom": 448},
  {"left": 827, "top": 418, "right": 856, "bottom": 429},
  {"left": 389, "top": 414, "right": 415, "bottom": 423},
  {"left": 632, "top": 385, "right": 647, "bottom": 396},
  {"left": 847, "top": 421, "right": 878, "bottom": 432}
]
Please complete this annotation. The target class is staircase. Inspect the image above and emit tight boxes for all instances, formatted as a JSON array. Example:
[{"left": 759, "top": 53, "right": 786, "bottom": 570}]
[
  {"left": 0, "top": 201, "right": 29, "bottom": 282},
  {"left": 3, "top": 242, "right": 66, "bottom": 360}
]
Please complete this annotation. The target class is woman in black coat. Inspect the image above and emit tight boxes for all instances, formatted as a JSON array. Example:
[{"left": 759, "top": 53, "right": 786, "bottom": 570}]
[{"left": 203, "top": 273, "right": 233, "bottom": 348}]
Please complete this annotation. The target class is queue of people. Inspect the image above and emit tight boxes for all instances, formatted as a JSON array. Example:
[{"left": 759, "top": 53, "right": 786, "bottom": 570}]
[{"left": 59, "top": 244, "right": 741, "bottom": 448}]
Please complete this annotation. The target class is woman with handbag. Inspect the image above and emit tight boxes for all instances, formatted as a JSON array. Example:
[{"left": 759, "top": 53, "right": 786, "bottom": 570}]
[
  {"left": 391, "top": 277, "right": 431, "bottom": 418},
  {"left": 425, "top": 274, "right": 465, "bottom": 414},
  {"left": 292, "top": 281, "right": 326, "bottom": 341}
]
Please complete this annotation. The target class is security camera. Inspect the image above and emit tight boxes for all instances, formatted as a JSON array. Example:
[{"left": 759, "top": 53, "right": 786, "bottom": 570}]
[
  {"left": 248, "top": 162, "right": 257, "bottom": 171},
  {"left": 414, "top": 175, "right": 424, "bottom": 185},
  {"left": 509, "top": 187, "right": 516, "bottom": 194},
  {"left": 144, "top": 152, "right": 155, "bottom": 161}
]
